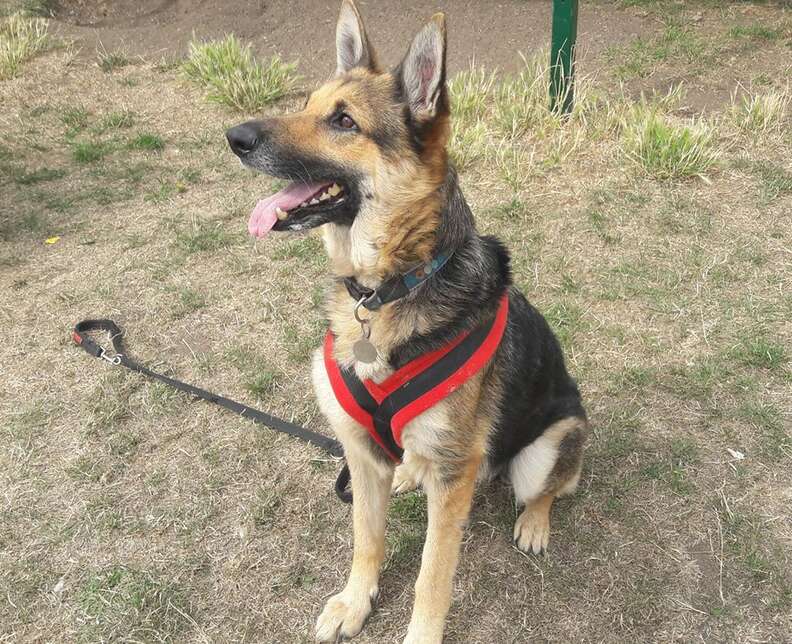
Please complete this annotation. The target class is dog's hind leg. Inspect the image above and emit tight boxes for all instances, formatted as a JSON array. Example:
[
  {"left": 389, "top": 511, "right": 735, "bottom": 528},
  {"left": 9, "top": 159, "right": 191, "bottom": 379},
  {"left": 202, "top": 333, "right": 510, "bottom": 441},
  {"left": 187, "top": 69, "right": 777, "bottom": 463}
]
[
  {"left": 391, "top": 451, "right": 429, "bottom": 495},
  {"left": 510, "top": 416, "right": 586, "bottom": 554}
]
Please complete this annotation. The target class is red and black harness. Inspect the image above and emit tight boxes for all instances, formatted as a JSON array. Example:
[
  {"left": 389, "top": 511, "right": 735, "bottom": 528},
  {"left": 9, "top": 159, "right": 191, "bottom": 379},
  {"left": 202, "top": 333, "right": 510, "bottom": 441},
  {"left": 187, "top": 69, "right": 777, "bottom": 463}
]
[{"left": 324, "top": 293, "right": 509, "bottom": 462}]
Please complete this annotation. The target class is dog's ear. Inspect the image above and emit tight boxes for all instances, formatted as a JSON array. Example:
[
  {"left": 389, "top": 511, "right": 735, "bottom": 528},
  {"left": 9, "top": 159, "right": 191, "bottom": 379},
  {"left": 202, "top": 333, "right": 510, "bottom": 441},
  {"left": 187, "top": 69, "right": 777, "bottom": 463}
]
[
  {"left": 397, "top": 13, "right": 447, "bottom": 122},
  {"left": 336, "top": 0, "right": 377, "bottom": 75}
]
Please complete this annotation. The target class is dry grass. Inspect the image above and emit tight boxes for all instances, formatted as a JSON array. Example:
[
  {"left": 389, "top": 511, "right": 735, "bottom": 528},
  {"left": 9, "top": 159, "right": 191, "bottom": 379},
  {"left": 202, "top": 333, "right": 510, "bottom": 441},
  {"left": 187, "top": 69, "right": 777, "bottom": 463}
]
[
  {"left": 0, "top": 11, "right": 47, "bottom": 79},
  {"left": 1, "top": 4, "right": 791, "bottom": 643}
]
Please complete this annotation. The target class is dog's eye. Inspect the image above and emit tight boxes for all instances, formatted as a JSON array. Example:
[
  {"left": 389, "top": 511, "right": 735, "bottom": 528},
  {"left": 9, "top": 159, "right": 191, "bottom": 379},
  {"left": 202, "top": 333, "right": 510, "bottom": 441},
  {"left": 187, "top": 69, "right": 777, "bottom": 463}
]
[{"left": 335, "top": 113, "right": 358, "bottom": 131}]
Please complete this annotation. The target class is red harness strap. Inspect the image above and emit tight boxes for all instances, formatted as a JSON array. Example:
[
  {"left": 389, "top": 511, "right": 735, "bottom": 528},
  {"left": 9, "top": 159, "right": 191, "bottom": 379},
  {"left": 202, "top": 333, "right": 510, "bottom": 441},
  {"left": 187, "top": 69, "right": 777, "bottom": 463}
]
[{"left": 324, "top": 294, "right": 509, "bottom": 462}]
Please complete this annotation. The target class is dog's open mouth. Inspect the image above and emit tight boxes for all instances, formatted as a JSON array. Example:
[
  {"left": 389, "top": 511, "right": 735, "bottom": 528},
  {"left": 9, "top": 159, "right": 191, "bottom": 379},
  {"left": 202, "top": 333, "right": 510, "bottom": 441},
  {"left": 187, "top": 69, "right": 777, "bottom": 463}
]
[{"left": 248, "top": 181, "right": 346, "bottom": 237}]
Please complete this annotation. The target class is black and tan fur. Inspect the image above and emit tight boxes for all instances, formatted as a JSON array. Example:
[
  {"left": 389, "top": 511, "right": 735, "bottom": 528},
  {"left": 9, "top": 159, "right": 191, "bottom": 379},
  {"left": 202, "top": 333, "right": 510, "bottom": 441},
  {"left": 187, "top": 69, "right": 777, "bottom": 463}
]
[{"left": 226, "top": 2, "right": 587, "bottom": 642}]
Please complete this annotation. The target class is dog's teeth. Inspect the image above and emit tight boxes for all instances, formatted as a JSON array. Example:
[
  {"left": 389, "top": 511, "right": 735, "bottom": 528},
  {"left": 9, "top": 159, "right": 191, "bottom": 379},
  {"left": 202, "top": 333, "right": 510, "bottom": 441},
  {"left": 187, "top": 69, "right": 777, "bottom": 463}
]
[
  {"left": 310, "top": 198, "right": 319, "bottom": 205},
  {"left": 319, "top": 192, "right": 331, "bottom": 201},
  {"left": 275, "top": 207, "right": 288, "bottom": 220},
  {"left": 328, "top": 183, "right": 341, "bottom": 197}
]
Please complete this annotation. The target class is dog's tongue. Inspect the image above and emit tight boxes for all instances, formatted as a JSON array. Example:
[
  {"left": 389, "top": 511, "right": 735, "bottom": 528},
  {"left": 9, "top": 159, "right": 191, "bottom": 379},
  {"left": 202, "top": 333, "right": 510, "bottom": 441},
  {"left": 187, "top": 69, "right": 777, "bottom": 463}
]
[{"left": 248, "top": 181, "right": 325, "bottom": 238}]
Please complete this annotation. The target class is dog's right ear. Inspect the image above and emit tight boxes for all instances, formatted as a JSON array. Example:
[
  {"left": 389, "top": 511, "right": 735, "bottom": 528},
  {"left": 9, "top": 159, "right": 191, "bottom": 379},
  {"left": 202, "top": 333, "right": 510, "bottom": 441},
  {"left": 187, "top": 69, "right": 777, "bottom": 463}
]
[{"left": 336, "top": 0, "right": 377, "bottom": 75}]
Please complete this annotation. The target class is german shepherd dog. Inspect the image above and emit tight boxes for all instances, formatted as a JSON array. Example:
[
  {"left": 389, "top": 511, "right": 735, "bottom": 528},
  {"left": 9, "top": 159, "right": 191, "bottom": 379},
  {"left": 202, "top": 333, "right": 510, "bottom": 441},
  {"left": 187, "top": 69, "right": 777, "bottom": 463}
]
[{"left": 226, "top": 2, "right": 587, "bottom": 641}]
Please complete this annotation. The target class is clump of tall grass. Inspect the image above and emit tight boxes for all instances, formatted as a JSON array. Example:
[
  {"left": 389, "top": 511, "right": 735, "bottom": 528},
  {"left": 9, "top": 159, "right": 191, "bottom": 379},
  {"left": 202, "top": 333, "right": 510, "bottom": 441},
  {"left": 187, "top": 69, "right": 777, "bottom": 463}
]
[
  {"left": 182, "top": 35, "right": 298, "bottom": 112},
  {"left": 0, "top": 12, "right": 48, "bottom": 80},
  {"left": 731, "top": 88, "right": 789, "bottom": 134},
  {"left": 621, "top": 104, "right": 717, "bottom": 180}
]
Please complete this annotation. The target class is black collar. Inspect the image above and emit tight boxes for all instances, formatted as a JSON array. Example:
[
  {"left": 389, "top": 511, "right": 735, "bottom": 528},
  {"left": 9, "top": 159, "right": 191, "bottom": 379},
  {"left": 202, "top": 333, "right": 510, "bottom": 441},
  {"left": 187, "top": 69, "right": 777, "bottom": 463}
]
[{"left": 342, "top": 250, "right": 454, "bottom": 311}]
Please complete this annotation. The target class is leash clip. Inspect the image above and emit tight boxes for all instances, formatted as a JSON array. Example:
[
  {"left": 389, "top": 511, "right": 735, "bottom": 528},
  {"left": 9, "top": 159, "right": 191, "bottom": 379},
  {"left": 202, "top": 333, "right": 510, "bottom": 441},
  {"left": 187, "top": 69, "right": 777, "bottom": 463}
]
[
  {"left": 353, "top": 296, "right": 372, "bottom": 339},
  {"left": 99, "top": 348, "right": 122, "bottom": 366}
]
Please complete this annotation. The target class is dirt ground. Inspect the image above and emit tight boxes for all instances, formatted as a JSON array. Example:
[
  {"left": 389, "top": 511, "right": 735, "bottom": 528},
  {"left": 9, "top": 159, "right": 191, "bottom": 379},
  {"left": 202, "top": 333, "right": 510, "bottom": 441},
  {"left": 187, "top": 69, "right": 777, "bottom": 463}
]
[
  {"left": 2, "top": 1, "right": 791, "bottom": 643},
  {"left": 52, "top": 0, "right": 649, "bottom": 78}
]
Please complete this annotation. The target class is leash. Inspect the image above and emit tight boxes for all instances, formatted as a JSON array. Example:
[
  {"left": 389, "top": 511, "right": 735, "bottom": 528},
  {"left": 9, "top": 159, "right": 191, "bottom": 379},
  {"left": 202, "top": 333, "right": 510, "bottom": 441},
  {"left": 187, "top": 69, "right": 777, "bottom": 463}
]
[{"left": 71, "top": 319, "right": 353, "bottom": 504}]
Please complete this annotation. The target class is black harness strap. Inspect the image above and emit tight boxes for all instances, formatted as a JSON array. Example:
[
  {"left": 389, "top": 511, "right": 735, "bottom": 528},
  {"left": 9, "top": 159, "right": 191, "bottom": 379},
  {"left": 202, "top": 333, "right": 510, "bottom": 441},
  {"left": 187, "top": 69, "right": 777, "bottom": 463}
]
[{"left": 72, "top": 319, "right": 353, "bottom": 503}]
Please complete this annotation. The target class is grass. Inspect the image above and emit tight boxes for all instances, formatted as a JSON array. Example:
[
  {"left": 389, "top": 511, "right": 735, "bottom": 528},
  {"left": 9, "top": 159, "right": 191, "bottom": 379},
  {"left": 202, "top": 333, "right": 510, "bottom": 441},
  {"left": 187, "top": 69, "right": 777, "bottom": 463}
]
[
  {"left": 78, "top": 566, "right": 191, "bottom": 642},
  {"left": 72, "top": 141, "right": 109, "bottom": 163},
  {"left": 728, "top": 24, "right": 784, "bottom": 41},
  {"left": 2, "top": 4, "right": 792, "bottom": 643},
  {"left": 731, "top": 89, "right": 789, "bottom": 134},
  {"left": 0, "top": 12, "right": 48, "bottom": 79},
  {"left": 97, "top": 46, "right": 131, "bottom": 73},
  {"left": 622, "top": 104, "right": 717, "bottom": 180},
  {"left": 182, "top": 35, "right": 298, "bottom": 111},
  {"left": 129, "top": 132, "right": 165, "bottom": 151}
]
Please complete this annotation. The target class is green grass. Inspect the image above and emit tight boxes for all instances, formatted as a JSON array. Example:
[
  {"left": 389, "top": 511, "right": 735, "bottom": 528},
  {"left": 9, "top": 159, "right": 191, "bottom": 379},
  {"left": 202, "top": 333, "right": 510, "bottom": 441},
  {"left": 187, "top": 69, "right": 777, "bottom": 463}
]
[
  {"left": 0, "top": 12, "right": 48, "bottom": 79},
  {"left": 175, "top": 222, "right": 237, "bottom": 253},
  {"left": 728, "top": 24, "right": 784, "bottom": 41},
  {"left": 610, "top": 21, "right": 700, "bottom": 80},
  {"left": 61, "top": 106, "right": 89, "bottom": 134},
  {"left": 182, "top": 35, "right": 298, "bottom": 111},
  {"left": 731, "top": 336, "right": 787, "bottom": 370},
  {"left": 173, "top": 287, "right": 207, "bottom": 318},
  {"left": 78, "top": 565, "right": 191, "bottom": 642},
  {"left": 72, "top": 141, "right": 109, "bottom": 163},
  {"left": 129, "top": 132, "right": 165, "bottom": 151},
  {"left": 622, "top": 106, "right": 717, "bottom": 180},
  {"left": 245, "top": 369, "right": 279, "bottom": 400},
  {"left": 99, "top": 110, "right": 135, "bottom": 131},
  {"left": 19, "top": 0, "right": 57, "bottom": 17},
  {"left": 13, "top": 166, "right": 65, "bottom": 185}
]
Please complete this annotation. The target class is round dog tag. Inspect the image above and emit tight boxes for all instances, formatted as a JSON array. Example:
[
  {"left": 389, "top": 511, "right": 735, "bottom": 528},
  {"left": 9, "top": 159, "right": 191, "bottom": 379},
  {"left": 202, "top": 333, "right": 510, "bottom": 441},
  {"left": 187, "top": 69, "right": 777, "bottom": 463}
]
[{"left": 353, "top": 338, "right": 378, "bottom": 364}]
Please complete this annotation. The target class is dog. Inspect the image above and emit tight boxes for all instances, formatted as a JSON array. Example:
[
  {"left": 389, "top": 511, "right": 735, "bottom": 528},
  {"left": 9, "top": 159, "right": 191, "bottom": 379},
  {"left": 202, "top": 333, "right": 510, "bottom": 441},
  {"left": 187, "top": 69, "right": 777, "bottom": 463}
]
[{"left": 226, "top": 2, "right": 587, "bottom": 641}]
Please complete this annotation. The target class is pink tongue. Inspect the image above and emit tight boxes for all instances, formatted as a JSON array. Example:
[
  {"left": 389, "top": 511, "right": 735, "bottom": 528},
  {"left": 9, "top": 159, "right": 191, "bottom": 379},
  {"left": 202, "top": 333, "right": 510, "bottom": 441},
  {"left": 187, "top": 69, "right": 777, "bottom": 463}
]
[{"left": 248, "top": 181, "right": 326, "bottom": 238}]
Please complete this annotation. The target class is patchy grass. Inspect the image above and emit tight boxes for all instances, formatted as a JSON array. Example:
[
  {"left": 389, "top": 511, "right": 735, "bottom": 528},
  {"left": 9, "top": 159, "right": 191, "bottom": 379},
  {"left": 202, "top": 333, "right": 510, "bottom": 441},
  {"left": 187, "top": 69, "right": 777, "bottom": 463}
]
[
  {"left": 0, "top": 11, "right": 48, "bottom": 79},
  {"left": 182, "top": 35, "right": 298, "bottom": 111},
  {"left": 78, "top": 566, "right": 191, "bottom": 642}
]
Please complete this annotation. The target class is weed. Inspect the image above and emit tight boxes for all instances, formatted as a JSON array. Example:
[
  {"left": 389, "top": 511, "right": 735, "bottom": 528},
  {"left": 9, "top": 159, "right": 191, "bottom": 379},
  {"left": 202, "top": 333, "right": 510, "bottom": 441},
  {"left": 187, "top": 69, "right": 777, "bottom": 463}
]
[
  {"left": 0, "top": 12, "right": 48, "bottom": 79},
  {"left": 183, "top": 35, "right": 298, "bottom": 111}
]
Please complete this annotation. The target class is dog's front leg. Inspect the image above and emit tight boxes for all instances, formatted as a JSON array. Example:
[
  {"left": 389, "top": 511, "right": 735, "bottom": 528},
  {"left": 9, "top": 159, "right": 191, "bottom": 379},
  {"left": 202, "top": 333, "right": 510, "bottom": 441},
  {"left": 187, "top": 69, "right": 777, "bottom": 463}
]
[
  {"left": 403, "top": 456, "right": 480, "bottom": 644},
  {"left": 316, "top": 443, "right": 393, "bottom": 642}
]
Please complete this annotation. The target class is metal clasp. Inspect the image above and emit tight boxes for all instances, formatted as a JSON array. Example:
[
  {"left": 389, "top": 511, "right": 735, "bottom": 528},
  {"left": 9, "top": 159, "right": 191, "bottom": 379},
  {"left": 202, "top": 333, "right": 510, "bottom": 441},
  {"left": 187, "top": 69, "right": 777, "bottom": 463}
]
[
  {"left": 100, "top": 349, "right": 122, "bottom": 366},
  {"left": 353, "top": 297, "right": 372, "bottom": 339}
]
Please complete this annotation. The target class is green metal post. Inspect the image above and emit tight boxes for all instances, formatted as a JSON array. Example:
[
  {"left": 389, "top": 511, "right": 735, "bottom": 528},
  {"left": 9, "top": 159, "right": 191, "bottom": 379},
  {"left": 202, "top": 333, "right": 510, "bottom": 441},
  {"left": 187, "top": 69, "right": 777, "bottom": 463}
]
[{"left": 550, "top": 0, "right": 579, "bottom": 115}]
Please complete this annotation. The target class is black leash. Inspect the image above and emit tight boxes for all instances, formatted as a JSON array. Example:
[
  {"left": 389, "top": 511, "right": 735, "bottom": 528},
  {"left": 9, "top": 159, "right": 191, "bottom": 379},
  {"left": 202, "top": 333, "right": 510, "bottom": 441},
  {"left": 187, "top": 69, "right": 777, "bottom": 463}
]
[{"left": 72, "top": 319, "right": 353, "bottom": 504}]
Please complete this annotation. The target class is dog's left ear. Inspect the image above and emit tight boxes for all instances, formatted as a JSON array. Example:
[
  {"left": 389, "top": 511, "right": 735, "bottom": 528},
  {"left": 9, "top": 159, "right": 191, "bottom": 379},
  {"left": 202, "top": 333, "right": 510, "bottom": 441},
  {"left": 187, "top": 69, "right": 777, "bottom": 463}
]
[{"left": 398, "top": 13, "right": 447, "bottom": 122}]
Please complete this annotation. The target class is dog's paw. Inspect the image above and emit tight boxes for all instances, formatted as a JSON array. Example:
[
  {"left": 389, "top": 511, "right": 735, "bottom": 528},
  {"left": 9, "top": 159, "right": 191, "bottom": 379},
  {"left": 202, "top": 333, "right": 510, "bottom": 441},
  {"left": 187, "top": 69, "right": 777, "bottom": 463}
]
[
  {"left": 315, "top": 586, "right": 376, "bottom": 642},
  {"left": 391, "top": 463, "right": 420, "bottom": 495},
  {"left": 513, "top": 505, "right": 550, "bottom": 555}
]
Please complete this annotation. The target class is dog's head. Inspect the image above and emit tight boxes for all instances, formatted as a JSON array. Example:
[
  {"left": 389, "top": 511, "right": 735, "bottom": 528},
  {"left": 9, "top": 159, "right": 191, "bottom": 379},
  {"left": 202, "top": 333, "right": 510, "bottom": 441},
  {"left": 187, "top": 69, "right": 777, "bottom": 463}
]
[{"left": 227, "top": 0, "right": 449, "bottom": 241}]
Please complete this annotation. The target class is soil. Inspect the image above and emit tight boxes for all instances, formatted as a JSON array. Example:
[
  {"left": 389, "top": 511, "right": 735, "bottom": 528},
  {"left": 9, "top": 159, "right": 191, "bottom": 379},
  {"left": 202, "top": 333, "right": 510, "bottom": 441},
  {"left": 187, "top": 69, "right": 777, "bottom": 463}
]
[{"left": 53, "top": 0, "right": 652, "bottom": 79}]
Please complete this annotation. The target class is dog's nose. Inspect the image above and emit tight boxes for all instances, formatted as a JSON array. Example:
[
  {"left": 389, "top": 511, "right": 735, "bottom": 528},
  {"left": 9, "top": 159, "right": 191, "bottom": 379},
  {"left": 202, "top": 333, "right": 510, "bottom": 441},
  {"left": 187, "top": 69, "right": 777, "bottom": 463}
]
[{"left": 226, "top": 123, "right": 260, "bottom": 155}]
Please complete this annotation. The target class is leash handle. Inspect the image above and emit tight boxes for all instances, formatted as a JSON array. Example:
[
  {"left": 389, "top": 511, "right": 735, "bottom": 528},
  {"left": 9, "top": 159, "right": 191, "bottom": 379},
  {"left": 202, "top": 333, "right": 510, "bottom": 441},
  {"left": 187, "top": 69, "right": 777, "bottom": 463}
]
[{"left": 72, "top": 318, "right": 353, "bottom": 504}]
